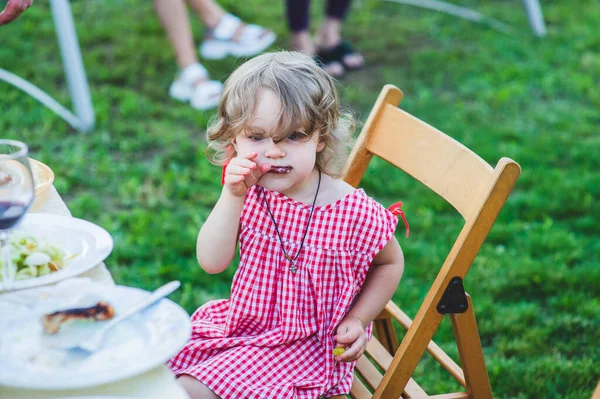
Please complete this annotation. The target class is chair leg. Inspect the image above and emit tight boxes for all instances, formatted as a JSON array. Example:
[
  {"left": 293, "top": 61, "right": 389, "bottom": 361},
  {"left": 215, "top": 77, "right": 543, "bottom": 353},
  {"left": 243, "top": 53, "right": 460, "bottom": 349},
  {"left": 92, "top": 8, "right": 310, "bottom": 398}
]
[
  {"left": 450, "top": 295, "right": 493, "bottom": 399},
  {"left": 522, "top": 0, "right": 547, "bottom": 37},
  {"left": 373, "top": 318, "right": 399, "bottom": 354},
  {"left": 373, "top": 305, "right": 444, "bottom": 399},
  {"left": 49, "top": 0, "right": 96, "bottom": 132}
]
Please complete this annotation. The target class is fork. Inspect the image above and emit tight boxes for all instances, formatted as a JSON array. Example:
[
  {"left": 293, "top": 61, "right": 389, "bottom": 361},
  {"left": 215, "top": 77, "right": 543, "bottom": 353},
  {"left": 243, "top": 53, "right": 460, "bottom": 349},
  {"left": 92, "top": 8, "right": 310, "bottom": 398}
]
[{"left": 63, "top": 280, "right": 181, "bottom": 354}]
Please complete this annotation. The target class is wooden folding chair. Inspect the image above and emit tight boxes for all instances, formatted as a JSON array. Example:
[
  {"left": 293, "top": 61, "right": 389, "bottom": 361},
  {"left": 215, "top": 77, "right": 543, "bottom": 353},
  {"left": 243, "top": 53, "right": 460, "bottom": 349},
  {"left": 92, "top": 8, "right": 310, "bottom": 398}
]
[
  {"left": 591, "top": 381, "right": 600, "bottom": 399},
  {"left": 330, "top": 85, "right": 521, "bottom": 399}
]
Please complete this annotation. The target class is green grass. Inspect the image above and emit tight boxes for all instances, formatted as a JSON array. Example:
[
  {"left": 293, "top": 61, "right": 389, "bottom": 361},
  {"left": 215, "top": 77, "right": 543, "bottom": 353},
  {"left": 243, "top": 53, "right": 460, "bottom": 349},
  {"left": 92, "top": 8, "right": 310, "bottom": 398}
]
[{"left": 2, "top": 0, "right": 599, "bottom": 397}]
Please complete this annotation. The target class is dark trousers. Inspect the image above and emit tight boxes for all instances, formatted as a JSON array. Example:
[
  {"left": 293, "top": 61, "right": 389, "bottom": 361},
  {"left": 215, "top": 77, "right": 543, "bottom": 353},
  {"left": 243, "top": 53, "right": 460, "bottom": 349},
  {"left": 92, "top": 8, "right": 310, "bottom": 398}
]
[{"left": 286, "top": 0, "right": 353, "bottom": 32}]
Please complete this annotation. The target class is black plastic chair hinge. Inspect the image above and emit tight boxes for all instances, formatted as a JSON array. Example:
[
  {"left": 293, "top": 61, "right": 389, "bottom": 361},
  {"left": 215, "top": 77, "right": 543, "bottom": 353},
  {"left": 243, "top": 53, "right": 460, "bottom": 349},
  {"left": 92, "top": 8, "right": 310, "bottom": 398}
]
[{"left": 437, "top": 277, "right": 469, "bottom": 314}]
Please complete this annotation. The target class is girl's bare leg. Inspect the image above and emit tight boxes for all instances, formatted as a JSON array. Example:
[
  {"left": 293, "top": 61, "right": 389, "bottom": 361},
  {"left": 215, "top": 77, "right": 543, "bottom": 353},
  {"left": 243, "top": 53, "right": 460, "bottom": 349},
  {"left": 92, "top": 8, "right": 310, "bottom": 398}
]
[
  {"left": 154, "top": 0, "right": 198, "bottom": 69},
  {"left": 178, "top": 374, "right": 221, "bottom": 399}
]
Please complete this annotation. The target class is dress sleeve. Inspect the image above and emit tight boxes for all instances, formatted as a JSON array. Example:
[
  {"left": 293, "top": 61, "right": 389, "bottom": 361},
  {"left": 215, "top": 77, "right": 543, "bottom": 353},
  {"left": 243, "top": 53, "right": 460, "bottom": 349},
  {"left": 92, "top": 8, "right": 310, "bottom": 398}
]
[
  {"left": 368, "top": 198, "right": 398, "bottom": 261},
  {"left": 351, "top": 195, "right": 399, "bottom": 279}
]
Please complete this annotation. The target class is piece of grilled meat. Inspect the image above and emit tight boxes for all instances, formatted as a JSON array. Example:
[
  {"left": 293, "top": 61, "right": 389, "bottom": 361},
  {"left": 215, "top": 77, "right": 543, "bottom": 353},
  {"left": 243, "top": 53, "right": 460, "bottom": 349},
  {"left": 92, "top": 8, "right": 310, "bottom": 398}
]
[{"left": 42, "top": 301, "right": 115, "bottom": 334}]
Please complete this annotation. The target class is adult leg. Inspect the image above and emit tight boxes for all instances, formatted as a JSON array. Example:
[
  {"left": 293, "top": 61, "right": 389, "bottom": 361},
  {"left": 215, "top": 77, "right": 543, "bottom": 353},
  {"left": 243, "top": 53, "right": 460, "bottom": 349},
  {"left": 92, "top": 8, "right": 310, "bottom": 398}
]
[
  {"left": 188, "top": 0, "right": 276, "bottom": 59},
  {"left": 286, "top": 0, "right": 315, "bottom": 54},
  {"left": 185, "top": 0, "right": 225, "bottom": 30},
  {"left": 287, "top": 0, "right": 344, "bottom": 77},
  {"left": 154, "top": 0, "right": 223, "bottom": 110},
  {"left": 178, "top": 374, "right": 221, "bottom": 399},
  {"left": 154, "top": 0, "right": 198, "bottom": 69},
  {"left": 318, "top": 0, "right": 364, "bottom": 69}
]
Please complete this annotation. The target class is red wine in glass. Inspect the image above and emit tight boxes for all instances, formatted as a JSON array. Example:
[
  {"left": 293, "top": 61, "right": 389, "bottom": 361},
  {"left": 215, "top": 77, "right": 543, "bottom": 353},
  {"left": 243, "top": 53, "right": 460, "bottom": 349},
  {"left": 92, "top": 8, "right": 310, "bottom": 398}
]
[
  {"left": 0, "top": 201, "right": 29, "bottom": 230},
  {"left": 0, "top": 140, "right": 35, "bottom": 290}
]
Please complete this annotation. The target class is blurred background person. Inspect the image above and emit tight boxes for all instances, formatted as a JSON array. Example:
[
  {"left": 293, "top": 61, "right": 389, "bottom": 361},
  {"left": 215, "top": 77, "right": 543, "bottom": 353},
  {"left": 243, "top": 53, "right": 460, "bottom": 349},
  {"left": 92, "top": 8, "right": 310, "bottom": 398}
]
[
  {"left": 286, "top": 0, "right": 363, "bottom": 79},
  {"left": 154, "top": 0, "right": 276, "bottom": 110}
]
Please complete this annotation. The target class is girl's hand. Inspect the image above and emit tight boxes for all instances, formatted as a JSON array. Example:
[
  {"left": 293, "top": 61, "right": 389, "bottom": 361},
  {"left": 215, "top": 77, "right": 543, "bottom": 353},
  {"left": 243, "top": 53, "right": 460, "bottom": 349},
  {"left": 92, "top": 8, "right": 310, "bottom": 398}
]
[
  {"left": 333, "top": 317, "right": 367, "bottom": 363},
  {"left": 223, "top": 152, "right": 271, "bottom": 198}
]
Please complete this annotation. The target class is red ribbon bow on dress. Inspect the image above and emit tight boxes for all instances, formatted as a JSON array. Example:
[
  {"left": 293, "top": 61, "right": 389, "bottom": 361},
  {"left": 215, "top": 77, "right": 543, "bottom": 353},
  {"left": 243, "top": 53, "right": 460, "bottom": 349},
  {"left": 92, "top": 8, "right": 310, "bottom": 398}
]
[{"left": 388, "top": 201, "right": 410, "bottom": 238}]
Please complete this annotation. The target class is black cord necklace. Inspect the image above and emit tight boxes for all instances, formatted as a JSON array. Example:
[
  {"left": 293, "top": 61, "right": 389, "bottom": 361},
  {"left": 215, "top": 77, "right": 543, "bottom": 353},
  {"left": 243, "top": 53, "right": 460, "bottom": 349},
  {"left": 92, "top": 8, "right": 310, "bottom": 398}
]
[{"left": 262, "top": 168, "right": 322, "bottom": 274}]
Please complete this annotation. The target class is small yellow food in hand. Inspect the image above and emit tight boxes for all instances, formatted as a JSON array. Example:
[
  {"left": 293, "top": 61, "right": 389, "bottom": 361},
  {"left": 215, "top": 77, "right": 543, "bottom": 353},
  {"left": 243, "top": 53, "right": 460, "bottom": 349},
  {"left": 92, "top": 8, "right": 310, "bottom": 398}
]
[{"left": 333, "top": 347, "right": 346, "bottom": 357}]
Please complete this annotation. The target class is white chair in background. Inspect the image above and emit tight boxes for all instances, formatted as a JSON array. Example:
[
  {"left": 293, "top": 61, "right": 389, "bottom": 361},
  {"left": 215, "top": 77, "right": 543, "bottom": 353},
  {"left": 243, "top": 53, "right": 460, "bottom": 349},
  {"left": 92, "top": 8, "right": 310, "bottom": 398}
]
[
  {"left": 522, "top": 0, "right": 547, "bottom": 37},
  {"left": 0, "top": 0, "right": 95, "bottom": 132},
  {"left": 383, "top": 0, "right": 547, "bottom": 37}
]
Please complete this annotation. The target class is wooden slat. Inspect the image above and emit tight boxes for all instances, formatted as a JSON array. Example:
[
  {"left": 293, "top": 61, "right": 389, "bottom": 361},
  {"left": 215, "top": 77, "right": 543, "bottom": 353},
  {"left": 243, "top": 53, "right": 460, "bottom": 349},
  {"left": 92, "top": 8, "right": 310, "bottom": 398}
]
[
  {"left": 365, "top": 339, "right": 426, "bottom": 397},
  {"left": 411, "top": 393, "right": 469, "bottom": 399},
  {"left": 383, "top": 301, "right": 466, "bottom": 387},
  {"left": 350, "top": 377, "right": 373, "bottom": 399},
  {"left": 366, "top": 338, "right": 394, "bottom": 369},
  {"left": 355, "top": 356, "right": 383, "bottom": 390},
  {"left": 403, "top": 379, "right": 428, "bottom": 399},
  {"left": 367, "top": 104, "right": 493, "bottom": 219},
  {"left": 329, "top": 349, "right": 425, "bottom": 399}
]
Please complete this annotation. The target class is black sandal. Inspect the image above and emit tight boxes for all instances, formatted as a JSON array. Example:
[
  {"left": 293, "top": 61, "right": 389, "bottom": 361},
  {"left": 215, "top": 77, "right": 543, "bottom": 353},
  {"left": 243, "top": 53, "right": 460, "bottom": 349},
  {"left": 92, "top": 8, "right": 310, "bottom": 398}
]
[
  {"left": 316, "top": 40, "right": 364, "bottom": 72},
  {"left": 313, "top": 52, "right": 345, "bottom": 79}
]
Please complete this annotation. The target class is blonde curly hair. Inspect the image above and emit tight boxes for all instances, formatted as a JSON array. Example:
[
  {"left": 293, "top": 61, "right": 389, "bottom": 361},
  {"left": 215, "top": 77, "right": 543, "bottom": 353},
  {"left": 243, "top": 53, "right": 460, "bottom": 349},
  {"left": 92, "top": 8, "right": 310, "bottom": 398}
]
[{"left": 206, "top": 51, "right": 355, "bottom": 178}]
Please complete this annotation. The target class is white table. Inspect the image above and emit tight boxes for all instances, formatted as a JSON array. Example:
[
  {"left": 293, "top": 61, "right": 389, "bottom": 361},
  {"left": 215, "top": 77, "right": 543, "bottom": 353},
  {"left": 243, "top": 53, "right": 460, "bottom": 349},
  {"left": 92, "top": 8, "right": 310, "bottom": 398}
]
[{"left": 0, "top": 185, "right": 190, "bottom": 399}]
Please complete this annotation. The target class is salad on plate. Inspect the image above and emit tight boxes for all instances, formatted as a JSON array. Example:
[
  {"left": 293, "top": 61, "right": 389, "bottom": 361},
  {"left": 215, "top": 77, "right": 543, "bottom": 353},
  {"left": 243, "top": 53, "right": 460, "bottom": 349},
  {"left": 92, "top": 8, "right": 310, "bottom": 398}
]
[{"left": 0, "top": 235, "right": 74, "bottom": 281}]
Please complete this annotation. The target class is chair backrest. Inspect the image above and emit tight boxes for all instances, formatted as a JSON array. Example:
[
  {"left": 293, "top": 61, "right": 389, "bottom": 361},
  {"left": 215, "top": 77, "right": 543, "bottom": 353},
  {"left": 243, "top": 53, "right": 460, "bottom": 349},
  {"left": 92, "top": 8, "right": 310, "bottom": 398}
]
[
  {"left": 592, "top": 381, "right": 600, "bottom": 399},
  {"left": 340, "top": 85, "right": 521, "bottom": 398}
]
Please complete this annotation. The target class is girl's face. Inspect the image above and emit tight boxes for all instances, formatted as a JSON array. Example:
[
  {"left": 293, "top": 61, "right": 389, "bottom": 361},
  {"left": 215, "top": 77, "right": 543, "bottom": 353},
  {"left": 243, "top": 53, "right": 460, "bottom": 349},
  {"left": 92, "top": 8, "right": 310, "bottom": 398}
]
[{"left": 233, "top": 88, "right": 324, "bottom": 200}]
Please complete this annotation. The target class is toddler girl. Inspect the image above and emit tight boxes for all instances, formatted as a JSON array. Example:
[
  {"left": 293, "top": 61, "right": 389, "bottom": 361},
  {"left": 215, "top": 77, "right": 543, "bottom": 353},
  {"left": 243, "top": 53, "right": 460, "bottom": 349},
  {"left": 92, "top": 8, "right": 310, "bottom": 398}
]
[{"left": 168, "top": 51, "right": 404, "bottom": 399}]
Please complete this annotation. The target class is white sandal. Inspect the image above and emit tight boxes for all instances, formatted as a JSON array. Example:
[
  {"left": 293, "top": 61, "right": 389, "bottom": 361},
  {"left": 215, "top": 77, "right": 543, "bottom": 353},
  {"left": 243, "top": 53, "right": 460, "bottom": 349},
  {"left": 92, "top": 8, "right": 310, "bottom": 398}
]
[
  {"left": 168, "top": 63, "right": 223, "bottom": 110},
  {"left": 200, "top": 13, "right": 276, "bottom": 60}
]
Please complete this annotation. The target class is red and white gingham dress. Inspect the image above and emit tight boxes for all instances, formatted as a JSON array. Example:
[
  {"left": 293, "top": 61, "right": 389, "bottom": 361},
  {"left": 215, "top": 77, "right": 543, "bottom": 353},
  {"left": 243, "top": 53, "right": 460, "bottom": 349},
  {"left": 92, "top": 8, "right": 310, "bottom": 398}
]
[{"left": 168, "top": 185, "right": 397, "bottom": 398}]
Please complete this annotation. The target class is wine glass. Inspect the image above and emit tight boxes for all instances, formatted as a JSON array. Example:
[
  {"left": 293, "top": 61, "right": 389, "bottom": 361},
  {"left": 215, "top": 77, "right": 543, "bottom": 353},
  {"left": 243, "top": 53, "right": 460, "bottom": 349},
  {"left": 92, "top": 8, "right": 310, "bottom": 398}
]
[{"left": 0, "top": 140, "right": 34, "bottom": 290}]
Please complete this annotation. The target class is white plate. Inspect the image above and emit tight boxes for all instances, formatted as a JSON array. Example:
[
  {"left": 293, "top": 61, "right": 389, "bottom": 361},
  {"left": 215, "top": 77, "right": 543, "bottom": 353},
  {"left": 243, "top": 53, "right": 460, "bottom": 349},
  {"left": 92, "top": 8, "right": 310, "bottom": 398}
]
[
  {"left": 30, "top": 158, "right": 55, "bottom": 196},
  {"left": 0, "top": 213, "right": 114, "bottom": 291},
  {"left": 0, "top": 278, "right": 191, "bottom": 390}
]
